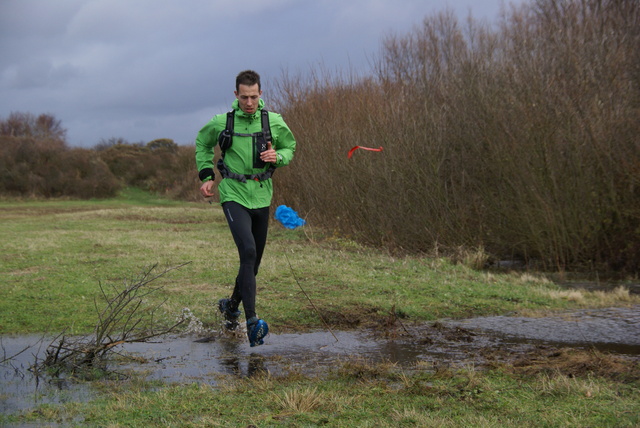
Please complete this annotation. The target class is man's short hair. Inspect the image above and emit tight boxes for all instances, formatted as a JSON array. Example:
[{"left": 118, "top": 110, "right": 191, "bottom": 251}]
[{"left": 236, "top": 70, "right": 261, "bottom": 91}]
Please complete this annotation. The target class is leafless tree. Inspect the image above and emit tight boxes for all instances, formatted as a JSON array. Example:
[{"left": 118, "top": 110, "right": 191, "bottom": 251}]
[{"left": 0, "top": 112, "right": 67, "bottom": 142}]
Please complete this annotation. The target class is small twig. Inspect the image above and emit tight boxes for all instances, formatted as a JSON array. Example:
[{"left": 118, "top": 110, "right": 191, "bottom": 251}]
[
  {"left": 391, "top": 305, "right": 414, "bottom": 337},
  {"left": 284, "top": 252, "right": 338, "bottom": 343}
]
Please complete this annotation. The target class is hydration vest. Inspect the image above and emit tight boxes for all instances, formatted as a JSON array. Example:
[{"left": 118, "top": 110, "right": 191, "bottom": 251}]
[{"left": 216, "top": 109, "right": 276, "bottom": 183}]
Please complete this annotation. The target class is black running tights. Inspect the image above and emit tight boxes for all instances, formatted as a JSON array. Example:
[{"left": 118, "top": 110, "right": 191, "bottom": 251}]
[{"left": 222, "top": 201, "right": 270, "bottom": 321}]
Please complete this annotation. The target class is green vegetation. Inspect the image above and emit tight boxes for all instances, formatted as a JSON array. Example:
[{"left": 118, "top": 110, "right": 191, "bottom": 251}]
[
  {"left": 2, "top": 195, "right": 637, "bottom": 335},
  {"left": 14, "top": 358, "right": 640, "bottom": 427},
  {"left": 1, "top": 194, "right": 639, "bottom": 426}
]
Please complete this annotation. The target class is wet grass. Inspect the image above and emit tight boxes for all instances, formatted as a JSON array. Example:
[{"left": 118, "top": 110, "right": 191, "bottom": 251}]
[
  {"left": 1, "top": 193, "right": 639, "bottom": 426},
  {"left": 11, "top": 351, "right": 640, "bottom": 427},
  {"left": 2, "top": 193, "right": 637, "bottom": 335}
]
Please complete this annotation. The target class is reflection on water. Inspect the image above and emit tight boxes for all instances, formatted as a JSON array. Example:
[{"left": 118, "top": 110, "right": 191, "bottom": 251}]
[
  {"left": 2, "top": 305, "right": 638, "bottom": 417},
  {"left": 0, "top": 335, "right": 98, "bottom": 416},
  {"left": 218, "top": 338, "right": 268, "bottom": 378}
]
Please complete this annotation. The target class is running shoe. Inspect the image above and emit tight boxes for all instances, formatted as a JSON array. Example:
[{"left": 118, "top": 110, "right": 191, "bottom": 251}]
[
  {"left": 247, "top": 317, "right": 269, "bottom": 347},
  {"left": 218, "top": 298, "right": 241, "bottom": 330}
]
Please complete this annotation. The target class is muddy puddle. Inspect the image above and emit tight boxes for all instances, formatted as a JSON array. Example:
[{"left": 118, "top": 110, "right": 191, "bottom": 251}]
[{"left": 2, "top": 305, "right": 639, "bottom": 416}]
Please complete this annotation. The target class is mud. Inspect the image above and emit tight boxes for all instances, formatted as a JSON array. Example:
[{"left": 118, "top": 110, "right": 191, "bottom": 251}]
[{"left": 2, "top": 305, "right": 639, "bottom": 416}]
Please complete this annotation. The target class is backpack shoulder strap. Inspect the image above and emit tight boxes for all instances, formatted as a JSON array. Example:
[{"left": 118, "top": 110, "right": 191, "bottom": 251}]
[
  {"left": 225, "top": 110, "right": 235, "bottom": 133},
  {"left": 218, "top": 110, "right": 235, "bottom": 156},
  {"left": 261, "top": 109, "right": 272, "bottom": 142}
]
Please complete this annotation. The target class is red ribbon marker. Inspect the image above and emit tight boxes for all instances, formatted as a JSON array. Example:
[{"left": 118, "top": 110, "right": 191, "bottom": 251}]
[{"left": 347, "top": 146, "right": 384, "bottom": 159}]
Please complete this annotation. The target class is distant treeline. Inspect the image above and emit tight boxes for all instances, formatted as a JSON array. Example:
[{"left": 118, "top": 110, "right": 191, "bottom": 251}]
[
  {"left": 270, "top": 0, "right": 640, "bottom": 273},
  {"left": 0, "top": 112, "right": 199, "bottom": 200}
]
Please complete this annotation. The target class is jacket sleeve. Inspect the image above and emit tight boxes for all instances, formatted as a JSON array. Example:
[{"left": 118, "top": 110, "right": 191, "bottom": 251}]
[
  {"left": 195, "top": 116, "right": 220, "bottom": 181},
  {"left": 270, "top": 113, "right": 296, "bottom": 167}
]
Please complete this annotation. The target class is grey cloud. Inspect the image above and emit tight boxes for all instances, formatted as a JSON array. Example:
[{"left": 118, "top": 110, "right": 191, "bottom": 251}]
[{"left": 0, "top": 0, "right": 508, "bottom": 147}]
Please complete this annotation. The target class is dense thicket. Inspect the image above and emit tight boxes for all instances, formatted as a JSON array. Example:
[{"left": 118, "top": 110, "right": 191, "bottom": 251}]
[
  {"left": 271, "top": 0, "right": 640, "bottom": 272},
  {"left": 0, "top": 136, "right": 118, "bottom": 198},
  {"left": 0, "top": 116, "right": 199, "bottom": 200}
]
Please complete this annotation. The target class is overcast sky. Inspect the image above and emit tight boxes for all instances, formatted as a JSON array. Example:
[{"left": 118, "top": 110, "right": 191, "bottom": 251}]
[{"left": 1, "top": 0, "right": 515, "bottom": 147}]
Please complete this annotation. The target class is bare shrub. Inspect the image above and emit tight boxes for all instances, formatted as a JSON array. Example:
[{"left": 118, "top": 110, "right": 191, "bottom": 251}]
[
  {"left": 96, "top": 141, "right": 200, "bottom": 200},
  {"left": 162, "top": 145, "right": 202, "bottom": 202},
  {"left": 93, "top": 136, "right": 131, "bottom": 152},
  {"left": 0, "top": 111, "right": 196, "bottom": 200},
  {"left": 272, "top": 0, "right": 640, "bottom": 272},
  {"left": 56, "top": 148, "right": 121, "bottom": 198},
  {"left": 97, "top": 143, "right": 154, "bottom": 187},
  {"left": 0, "top": 136, "right": 120, "bottom": 198},
  {"left": 0, "top": 111, "right": 67, "bottom": 142},
  {"left": 31, "top": 263, "right": 190, "bottom": 378}
]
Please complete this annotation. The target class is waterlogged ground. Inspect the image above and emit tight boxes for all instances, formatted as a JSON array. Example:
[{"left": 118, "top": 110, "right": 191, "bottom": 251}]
[{"left": 1, "top": 305, "right": 639, "bottom": 417}]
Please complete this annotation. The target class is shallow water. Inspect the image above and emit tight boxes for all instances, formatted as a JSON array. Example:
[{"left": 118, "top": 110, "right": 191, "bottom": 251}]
[
  {"left": 2, "top": 305, "right": 639, "bottom": 417},
  {"left": 449, "top": 305, "right": 640, "bottom": 354}
]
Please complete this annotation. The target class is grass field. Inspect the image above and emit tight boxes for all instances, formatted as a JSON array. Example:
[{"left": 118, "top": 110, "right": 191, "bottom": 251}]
[{"left": 1, "top": 191, "right": 638, "bottom": 427}]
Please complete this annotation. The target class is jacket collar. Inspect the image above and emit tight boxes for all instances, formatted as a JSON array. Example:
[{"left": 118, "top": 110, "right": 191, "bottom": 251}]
[{"left": 232, "top": 98, "right": 265, "bottom": 120}]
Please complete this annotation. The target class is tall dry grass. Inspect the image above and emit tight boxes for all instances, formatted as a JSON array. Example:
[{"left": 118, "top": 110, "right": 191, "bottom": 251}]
[{"left": 270, "top": 0, "right": 640, "bottom": 272}]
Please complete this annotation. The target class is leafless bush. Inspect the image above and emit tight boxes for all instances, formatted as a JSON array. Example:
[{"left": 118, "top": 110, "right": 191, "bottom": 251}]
[
  {"left": 0, "top": 123, "right": 198, "bottom": 200},
  {"left": 31, "top": 263, "right": 190, "bottom": 378},
  {"left": 0, "top": 136, "right": 121, "bottom": 198},
  {"left": 95, "top": 141, "right": 200, "bottom": 200},
  {"left": 162, "top": 145, "right": 202, "bottom": 202},
  {"left": 272, "top": 0, "right": 640, "bottom": 272},
  {"left": 0, "top": 111, "right": 67, "bottom": 142}
]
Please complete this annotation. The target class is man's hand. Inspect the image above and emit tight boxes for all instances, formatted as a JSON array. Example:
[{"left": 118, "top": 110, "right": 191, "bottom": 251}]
[
  {"left": 200, "top": 179, "right": 215, "bottom": 198},
  {"left": 260, "top": 142, "right": 277, "bottom": 163}
]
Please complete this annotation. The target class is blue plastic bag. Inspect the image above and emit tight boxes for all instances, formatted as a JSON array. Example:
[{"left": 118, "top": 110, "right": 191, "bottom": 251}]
[{"left": 275, "top": 205, "right": 306, "bottom": 229}]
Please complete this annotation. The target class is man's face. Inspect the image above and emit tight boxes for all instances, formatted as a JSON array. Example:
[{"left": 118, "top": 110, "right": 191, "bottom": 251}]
[{"left": 235, "top": 83, "right": 262, "bottom": 114}]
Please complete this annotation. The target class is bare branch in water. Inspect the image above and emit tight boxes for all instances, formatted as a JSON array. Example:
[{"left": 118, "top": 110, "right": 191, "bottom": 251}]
[{"left": 31, "top": 262, "right": 191, "bottom": 378}]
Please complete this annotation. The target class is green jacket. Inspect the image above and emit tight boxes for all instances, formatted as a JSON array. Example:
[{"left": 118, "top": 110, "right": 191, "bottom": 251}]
[{"left": 195, "top": 99, "right": 296, "bottom": 209}]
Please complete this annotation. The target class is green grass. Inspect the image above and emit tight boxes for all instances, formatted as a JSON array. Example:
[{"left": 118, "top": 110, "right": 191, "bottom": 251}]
[
  {"left": 10, "top": 357, "right": 640, "bottom": 427},
  {"left": 1, "top": 192, "right": 639, "bottom": 427},
  {"left": 1, "top": 191, "right": 637, "bottom": 334}
]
